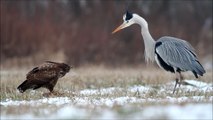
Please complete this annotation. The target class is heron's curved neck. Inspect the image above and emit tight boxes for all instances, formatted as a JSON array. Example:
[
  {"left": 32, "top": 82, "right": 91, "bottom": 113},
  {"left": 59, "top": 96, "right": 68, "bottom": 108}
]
[{"left": 133, "top": 14, "right": 156, "bottom": 62}]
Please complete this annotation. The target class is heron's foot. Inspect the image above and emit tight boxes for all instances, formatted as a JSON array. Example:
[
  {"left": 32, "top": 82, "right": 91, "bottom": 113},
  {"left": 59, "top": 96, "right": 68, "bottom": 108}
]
[
  {"left": 173, "top": 80, "right": 198, "bottom": 94},
  {"left": 180, "top": 81, "right": 197, "bottom": 87}
]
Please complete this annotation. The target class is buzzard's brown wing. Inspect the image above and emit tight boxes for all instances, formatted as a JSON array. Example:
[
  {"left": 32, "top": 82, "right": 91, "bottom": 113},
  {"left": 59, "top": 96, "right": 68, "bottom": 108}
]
[{"left": 26, "top": 62, "right": 61, "bottom": 81}]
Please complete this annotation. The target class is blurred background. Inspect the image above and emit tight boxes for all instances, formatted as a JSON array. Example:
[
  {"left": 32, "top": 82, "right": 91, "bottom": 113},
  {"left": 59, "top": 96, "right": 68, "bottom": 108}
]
[{"left": 1, "top": 0, "right": 212, "bottom": 68}]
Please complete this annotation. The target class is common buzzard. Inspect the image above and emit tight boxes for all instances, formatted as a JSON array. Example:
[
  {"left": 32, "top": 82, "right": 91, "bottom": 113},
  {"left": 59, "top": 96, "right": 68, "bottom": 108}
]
[{"left": 17, "top": 61, "right": 71, "bottom": 94}]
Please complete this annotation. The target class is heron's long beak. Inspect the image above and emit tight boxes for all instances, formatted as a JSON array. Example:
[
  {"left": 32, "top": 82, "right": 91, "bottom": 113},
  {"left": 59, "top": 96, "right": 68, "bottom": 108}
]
[{"left": 112, "top": 22, "right": 128, "bottom": 34}]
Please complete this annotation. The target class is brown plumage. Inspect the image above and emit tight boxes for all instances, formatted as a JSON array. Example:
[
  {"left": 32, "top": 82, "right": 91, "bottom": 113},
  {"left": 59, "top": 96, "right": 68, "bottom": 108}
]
[{"left": 17, "top": 61, "right": 71, "bottom": 93}]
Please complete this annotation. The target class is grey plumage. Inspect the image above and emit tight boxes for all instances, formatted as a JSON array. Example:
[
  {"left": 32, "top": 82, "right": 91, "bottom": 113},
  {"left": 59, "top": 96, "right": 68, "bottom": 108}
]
[
  {"left": 155, "top": 36, "right": 205, "bottom": 78},
  {"left": 112, "top": 11, "right": 206, "bottom": 94}
]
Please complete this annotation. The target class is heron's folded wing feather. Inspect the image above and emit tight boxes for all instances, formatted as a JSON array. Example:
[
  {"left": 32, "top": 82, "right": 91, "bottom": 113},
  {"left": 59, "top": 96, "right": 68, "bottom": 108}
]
[{"left": 156, "top": 37, "right": 198, "bottom": 71}]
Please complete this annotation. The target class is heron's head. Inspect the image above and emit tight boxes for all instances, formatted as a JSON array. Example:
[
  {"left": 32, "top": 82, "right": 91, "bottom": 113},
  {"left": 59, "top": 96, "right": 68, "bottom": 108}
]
[{"left": 112, "top": 11, "right": 135, "bottom": 34}]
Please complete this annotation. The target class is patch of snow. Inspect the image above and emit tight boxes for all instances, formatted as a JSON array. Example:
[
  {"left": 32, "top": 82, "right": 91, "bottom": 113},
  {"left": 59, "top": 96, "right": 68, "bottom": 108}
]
[
  {"left": 128, "top": 85, "right": 151, "bottom": 93},
  {"left": 164, "top": 79, "right": 213, "bottom": 92},
  {"left": 54, "top": 106, "right": 88, "bottom": 119},
  {"left": 1, "top": 114, "right": 44, "bottom": 120},
  {"left": 100, "top": 87, "right": 121, "bottom": 94},
  {"left": 95, "top": 109, "right": 117, "bottom": 119},
  {"left": 137, "top": 103, "right": 212, "bottom": 120},
  {"left": 70, "top": 96, "right": 212, "bottom": 107},
  {"left": 98, "top": 96, "right": 138, "bottom": 107},
  {"left": 3, "top": 95, "right": 210, "bottom": 108},
  {"left": 79, "top": 89, "right": 98, "bottom": 95},
  {"left": 79, "top": 87, "right": 121, "bottom": 95},
  {"left": 72, "top": 96, "right": 140, "bottom": 107},
  {"left": 186, "top": 80, "right": 210, "bottom": 87},
  {"left": 165, "top": 96, "right": 213, "bottom": 103},
  {"left": 79, "top": 80, "right": 212, "bottom": 98},
  {"left": 184, "top": 80, "right": 213, "bottom": 91},
  {"left": 73, "top": 97, "right": 90, "bottom": 106},
  {"left": 79, "top": 85, "right": 152, "bottom": 96},
  {"left": 1, "top": 103, "right": 212, "bottom": 119},
  {"left": 1, "top": 97, "right": 71, "bottom": 106}
]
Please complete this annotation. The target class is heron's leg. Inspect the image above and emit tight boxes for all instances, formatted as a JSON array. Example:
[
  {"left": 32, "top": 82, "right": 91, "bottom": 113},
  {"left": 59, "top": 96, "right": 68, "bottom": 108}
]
[
  {"left": 172, "top": 78, "right": 179, "bottom": 94},
  {"left": 172, "top": 72, "right": 180, "bottom": 94},
  {"left": 178, "top": 72, "right": 183, "bottom": 87}
]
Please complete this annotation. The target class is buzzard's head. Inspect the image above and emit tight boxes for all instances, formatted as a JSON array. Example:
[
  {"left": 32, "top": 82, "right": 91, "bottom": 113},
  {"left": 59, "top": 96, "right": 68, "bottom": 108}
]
[
  {"left": 58, "top": 63, "right": 71, "bottom": 78},
  {"left": 61, "top": 63, "right": 71, "bottom": 73}
]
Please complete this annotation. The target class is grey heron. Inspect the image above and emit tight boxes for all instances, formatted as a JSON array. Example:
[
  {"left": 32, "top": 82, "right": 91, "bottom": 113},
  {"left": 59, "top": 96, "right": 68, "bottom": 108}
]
[{"left": 112, "top": 11, "right": 206, "bottom": 94}]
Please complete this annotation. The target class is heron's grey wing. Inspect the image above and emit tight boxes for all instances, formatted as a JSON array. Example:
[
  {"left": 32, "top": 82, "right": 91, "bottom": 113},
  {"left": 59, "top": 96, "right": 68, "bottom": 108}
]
[
  {"left": 159, "top": 36, "right": 197, "bottom": 56},
  {"left": 155, "top": 36, "right": 205, "bottom": 76}
]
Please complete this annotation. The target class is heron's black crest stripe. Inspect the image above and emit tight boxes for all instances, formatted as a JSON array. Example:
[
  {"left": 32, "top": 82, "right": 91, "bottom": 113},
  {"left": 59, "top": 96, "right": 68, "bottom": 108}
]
[{"left": 125, "top": 11, "right": 133, "bottom": 21}]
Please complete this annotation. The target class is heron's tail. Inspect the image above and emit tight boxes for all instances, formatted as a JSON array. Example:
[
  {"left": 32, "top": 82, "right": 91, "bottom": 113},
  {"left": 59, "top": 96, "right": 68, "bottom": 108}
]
[
  {"left": 192, "top": 60, "right": 206, "bottom": 78},
  {"left": 17, "top": 80, "right": 29, "bottom": 93}
]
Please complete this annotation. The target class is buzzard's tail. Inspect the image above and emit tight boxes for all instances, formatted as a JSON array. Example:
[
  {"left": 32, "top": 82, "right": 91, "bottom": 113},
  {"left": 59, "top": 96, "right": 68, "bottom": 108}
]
[{"left": 17, "top": 80, "right": 29, "bottom": 93}]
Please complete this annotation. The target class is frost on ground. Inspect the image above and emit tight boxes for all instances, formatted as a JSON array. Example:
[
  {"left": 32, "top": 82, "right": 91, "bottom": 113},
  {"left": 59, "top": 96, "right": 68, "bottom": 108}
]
[{"left": 1, "top": 80, "right": 213, "bottom": 119}]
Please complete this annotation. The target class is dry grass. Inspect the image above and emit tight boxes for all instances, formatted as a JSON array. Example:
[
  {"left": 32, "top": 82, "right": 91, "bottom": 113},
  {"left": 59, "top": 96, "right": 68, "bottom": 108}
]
[{"left": 0, "top": 65, "right": 212, "bottom": 101}]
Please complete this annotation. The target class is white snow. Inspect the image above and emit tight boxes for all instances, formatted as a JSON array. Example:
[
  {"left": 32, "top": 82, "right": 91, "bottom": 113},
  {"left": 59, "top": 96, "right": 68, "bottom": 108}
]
[
  {"left": 128, "top": 85, "right": 151, "bottom": 93},
  {"left": 54, "top": 106, "right": 88, "bottom": 119},
  {"left": 1, "top": 103, "right": 212, "bottom": 119},
  {"left": 2, "top": 95, "right": 212, "bottom": 108},
  {"left": 137, "top": 103, "right": 212, "bottom": 120},
  {"left": 164, "top": 79, "right": 213, "bottom": 92},
  {"left": 184, "top": 80, "right": 213, "bottom": 91},
  {"left": 1, "top": 97, "right": 71, "bottom": 106},
  {"left": 79, "top": 87, "right": 120, "bottom": 95}
]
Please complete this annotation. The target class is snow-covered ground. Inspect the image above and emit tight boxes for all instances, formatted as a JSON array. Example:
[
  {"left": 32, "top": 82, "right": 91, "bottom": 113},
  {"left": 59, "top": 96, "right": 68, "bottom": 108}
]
[
  {"left": 1, "top": 103, "right": 212, "bottom": 119},
  {"left": 1, "top": 80, "right": 213, "bottom": 119}
]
